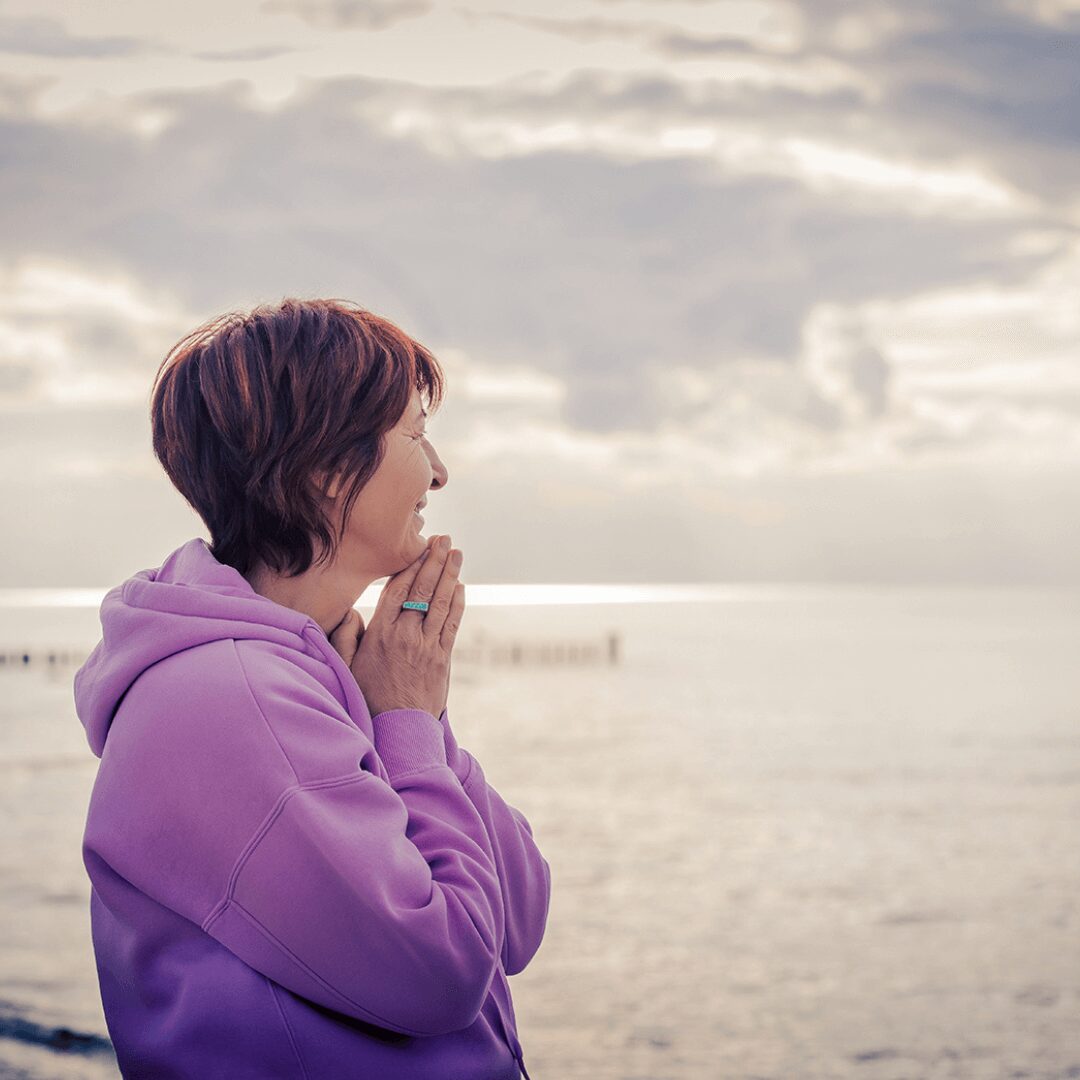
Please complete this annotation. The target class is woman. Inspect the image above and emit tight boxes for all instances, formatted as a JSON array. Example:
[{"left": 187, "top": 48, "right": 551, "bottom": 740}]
[{"left": 73, "top": 297, "right": 551, "bottom": 1079}]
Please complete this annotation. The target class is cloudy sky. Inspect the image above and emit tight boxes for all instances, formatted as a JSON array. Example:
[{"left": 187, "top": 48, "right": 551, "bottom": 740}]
[{"left": 2, "top": 0, "right": 1078, "bottom": 586}]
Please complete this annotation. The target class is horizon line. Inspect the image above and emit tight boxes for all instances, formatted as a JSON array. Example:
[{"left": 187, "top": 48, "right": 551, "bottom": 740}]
[{"left": 0, "top": 580, "right": 1073, "bottom": 608}]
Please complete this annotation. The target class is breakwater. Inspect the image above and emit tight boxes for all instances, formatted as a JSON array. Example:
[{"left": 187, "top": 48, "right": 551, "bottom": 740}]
[{"left": 0, "top": 630, "right": 622, "bottom": 670}]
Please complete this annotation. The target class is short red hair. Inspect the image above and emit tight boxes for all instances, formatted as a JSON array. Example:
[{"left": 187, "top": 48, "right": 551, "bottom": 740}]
[{"left": 150, "top": 297, "right": 445, "bottom": 578}]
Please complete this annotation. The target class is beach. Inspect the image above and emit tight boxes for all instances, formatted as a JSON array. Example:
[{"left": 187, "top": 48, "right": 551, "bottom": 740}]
[{"left": 1, "top": 585, "right": 1078, "bottom": 1079}]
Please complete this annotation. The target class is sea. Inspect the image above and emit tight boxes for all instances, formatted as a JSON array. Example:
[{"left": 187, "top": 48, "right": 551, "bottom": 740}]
[{"left": 0, "top": 584, "right": 1077, "bottom": 1080}]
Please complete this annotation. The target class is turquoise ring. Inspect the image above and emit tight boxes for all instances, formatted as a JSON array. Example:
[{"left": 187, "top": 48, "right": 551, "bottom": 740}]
[{"left": 401, "top": 600, "right": 430, "bottom": 613}]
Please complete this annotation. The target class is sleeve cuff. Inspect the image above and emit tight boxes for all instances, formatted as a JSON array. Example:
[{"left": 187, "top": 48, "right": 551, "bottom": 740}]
[
  {"left": 369, "top": 709, "right": 448, "bottom": 778},
  {"left": 438, "top": 706, "right": 475, "bottom": 787}
]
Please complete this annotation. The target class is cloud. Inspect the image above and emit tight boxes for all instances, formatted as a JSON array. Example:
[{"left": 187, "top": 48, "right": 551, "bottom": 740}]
[
  {"left": 464, "top": 7, "right": 785, "bottom": 59},
  {"left": 0, "top": 0, "right": 1073, "bottom": 585},
  {"left": 0, "top": 358, "right": 39, "bottom": 400},
  {"left": 461, "top": 7, "right": 847, "bottom": 92},
  {"left": 827, "top": 3, "right": 1080, "bottom": 202},
  {"left": 259, "top": 0, "right": 432, "bottom": 30},
  {"left": 463, "top": 10, "right": 649, "bottom": 45},
  {"left": 803, "top": 310, "right": 893, "bottom": 423},
  {"left": 192, "top": 45, "right": 310, "bottom": 62},
  {"left": 0, "top": 70, "right": 1064, "bottom": 445},
  {"left": 652, "top": 30, "right": 790, "bottom": 59},
  {"left": 0, "top": 257, "right": 193, "bottom": 408},
  {"left": 479, "top": 1, "right": 1080, "bottom": 206},
  {"left": 0, "top": 15, "right": 161, "bottom": 58},
  {"left": 560, "top": 364, "right": 659, "bottom": 434}
]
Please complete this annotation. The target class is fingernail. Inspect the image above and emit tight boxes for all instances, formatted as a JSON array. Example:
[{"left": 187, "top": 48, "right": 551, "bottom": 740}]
[{"left": 419, "top": 548, "right": 430, "bottom": 562}]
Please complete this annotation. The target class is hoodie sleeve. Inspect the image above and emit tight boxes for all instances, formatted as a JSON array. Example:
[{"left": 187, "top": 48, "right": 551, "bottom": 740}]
[
  {"left": 196, "top": 667, "right": 509, "bottom": 1037},
  {"left": 437, "top": 707, "right": 552, "bottom": 977}
]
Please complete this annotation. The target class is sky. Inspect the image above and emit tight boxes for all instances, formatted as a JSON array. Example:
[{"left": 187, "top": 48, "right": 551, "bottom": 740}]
[{"left": 1, "top": 0, "right": 1078, "bottom": 586}]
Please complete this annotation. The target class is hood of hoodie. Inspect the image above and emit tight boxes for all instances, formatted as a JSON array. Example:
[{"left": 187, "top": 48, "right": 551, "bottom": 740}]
[{"left": 74, "top": 537, "right": 339, "bottom": 758}]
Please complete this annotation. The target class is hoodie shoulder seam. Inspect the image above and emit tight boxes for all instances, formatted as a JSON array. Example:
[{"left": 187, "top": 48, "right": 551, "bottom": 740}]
[{"left": 230, "top": 639, "right": 301, "bottom": 787}]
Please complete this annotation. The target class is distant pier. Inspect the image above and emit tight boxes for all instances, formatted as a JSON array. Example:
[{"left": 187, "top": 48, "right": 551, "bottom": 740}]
[
  {"left": 0, "top": 650, "right": 84, "bottom": 667},
  {"left": 1, "top": 631, "right": 622, "bottom": 670},
  {"left": 452, "top": 630, "right": 621, "bottom": 667}
]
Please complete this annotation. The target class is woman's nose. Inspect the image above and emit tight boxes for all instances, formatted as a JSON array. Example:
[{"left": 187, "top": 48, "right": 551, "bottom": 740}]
[{"left": 427, "top": 445, "right": 448, "bottom": 490}]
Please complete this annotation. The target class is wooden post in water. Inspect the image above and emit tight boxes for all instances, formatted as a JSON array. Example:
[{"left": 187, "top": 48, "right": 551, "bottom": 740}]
[{"left": 607, "top": 632, "right": 620, "bottom": 665}]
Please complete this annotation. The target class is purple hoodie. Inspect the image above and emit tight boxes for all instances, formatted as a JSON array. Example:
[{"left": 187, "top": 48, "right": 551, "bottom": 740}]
[{"left": 73, "top": 537, "right": 550, "bottom": 1079}]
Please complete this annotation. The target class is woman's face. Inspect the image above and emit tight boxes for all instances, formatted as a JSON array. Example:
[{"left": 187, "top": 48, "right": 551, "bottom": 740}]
[{"left": 328, "top": 387, "right": 447, "bottom": 576}]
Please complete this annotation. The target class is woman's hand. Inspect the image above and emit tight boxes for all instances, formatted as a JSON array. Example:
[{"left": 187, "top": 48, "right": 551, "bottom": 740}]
[{"left": 329, "top": 534, "right": 465, "bottom": 719}]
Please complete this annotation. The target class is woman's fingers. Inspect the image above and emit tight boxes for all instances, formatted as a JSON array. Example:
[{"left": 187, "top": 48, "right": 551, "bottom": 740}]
[
  {"left": 422, "top": 546, "right": 462, "bottom": 640},
  {"left": 373, "top": 536, "right": 438, "bottom": 623},
  {"left": 402, "top": 536, "right": 454, "bottom": 622},
  {"left": 329, "top": 608, "right": 363, "bottom": 665},
  {"left": 440, "top": 582, "right": 465, "bottom": 651}
]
